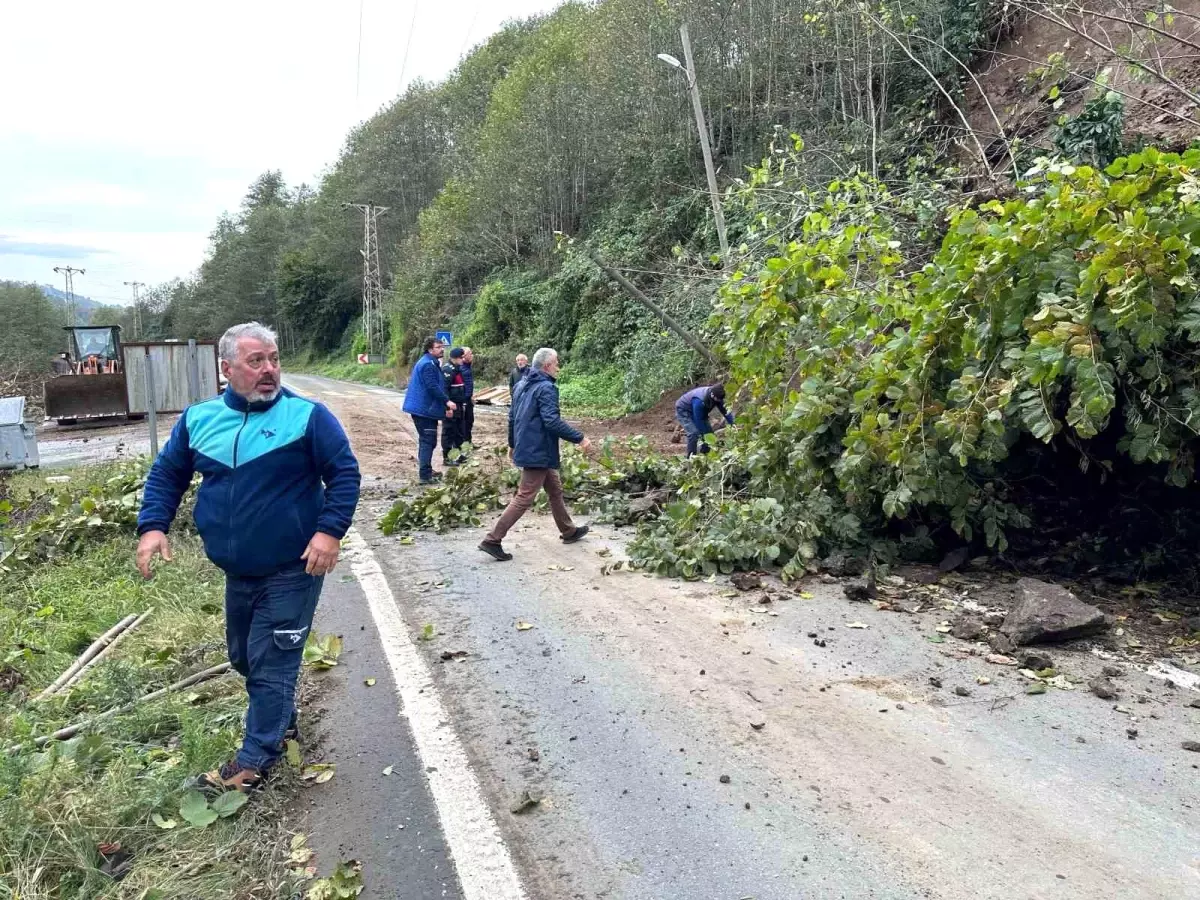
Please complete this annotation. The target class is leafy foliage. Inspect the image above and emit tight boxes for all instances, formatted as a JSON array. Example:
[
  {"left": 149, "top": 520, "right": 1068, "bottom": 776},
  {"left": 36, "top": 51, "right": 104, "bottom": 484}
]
[
  {"left": 691, "top": 145, "right": 1200, "bottom": 569},
  {"left": 1054, "top": 91, "right": 1126, "bottom": 168},
  {"left": 0, "top": 460, "right": 179, "bottom": 572},
  {"left": 378, "top": 449, "right": 504, "bottom": 534}
]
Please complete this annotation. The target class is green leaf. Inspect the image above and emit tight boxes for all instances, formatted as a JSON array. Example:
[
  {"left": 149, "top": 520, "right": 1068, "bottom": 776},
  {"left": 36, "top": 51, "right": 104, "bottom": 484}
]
[
  {"left": 179, "top": 791, "right": 218, "bottom": 828},
  {"left": 210, "top": 791, "right": 249, "bottom": 818},
  {"left": 286, "top": 739, "right": 302, "bottom": 768},
  {"left": 151, "top": 813, "right": 177, "bottom": 830}
]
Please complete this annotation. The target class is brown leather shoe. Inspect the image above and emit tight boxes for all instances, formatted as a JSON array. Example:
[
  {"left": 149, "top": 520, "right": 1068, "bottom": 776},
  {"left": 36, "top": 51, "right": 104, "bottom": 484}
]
[{"left": 194, "top": 760, "right": 264, "bottom": 794}]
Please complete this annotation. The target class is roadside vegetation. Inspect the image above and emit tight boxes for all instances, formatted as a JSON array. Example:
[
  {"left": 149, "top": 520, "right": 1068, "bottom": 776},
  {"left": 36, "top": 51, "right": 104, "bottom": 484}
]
[
  {"left": 381, "top": 145, "right": 1200, "bottom": 594},
  {"left": 0, "top": 465, "right": 303, "bottom": 899}
]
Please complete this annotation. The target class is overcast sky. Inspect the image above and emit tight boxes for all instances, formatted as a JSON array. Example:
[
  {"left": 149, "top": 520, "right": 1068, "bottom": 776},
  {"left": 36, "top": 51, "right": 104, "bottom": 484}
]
[{"left": 0, "top": 0, "right": 562, "bottom": 304}]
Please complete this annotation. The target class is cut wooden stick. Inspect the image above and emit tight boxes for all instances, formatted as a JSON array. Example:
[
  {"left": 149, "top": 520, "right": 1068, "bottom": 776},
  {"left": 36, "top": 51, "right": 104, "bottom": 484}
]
[
  {"left": 11, "top": 662, "right": 233, "bottom": 753},
  {"left": 61, "top": 607, "right": 154, "bottom": 691},
  {"left": 34, "top": 614, "right": 140, "bottom": 701}
]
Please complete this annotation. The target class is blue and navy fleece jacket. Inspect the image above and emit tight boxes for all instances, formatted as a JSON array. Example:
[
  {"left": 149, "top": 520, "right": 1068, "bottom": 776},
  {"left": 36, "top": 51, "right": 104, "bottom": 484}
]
[{"left": 137, "top": 387, "right": 361, "bottom": 577}]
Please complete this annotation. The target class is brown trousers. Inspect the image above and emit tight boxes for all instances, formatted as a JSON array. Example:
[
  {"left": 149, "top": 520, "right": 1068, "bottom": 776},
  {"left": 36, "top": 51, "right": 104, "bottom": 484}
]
[{"left": 485, "top": 468, "right": 575, "bottom": 543}]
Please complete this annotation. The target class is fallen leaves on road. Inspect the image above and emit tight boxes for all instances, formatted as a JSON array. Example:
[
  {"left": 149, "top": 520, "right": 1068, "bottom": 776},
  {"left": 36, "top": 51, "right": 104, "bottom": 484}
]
[
  {"left": 364, "top": 677, "right": 377, "bottom": 686},
  {"left": 382, "top": 765, "right": 394, "bottom": 776},
  {"left": 515, "top": 621, "right": 535, "bottom": 631},
  {"left": 440, "top": 650, "right": 469, "bottom": 661},
  {"left": 301, "top": 764, "right": 336, "bottom": 785},
  {"left": 303, "top": 633, "right": 343, "bottom": 670},
  {"left": 547, "top": 564, "right": 575, "bottom": 572},
  {"left": 845, "top": 622, "right": 869, "bottom": 629},
  {"left": 307, "top": 859, "right": 364, "bottom": 899},
  {"left": 286, "top": 739, "right": 302, "bottom": 768}
]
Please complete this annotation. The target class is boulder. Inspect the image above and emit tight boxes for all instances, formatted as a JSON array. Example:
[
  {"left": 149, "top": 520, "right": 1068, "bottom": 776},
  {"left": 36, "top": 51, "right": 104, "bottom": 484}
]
[
  {"left": 951, "top": 617, "right": 987, "bottom": 642},
  {"left": 987, "top": 631, "right": 1017, "bottom": 655},
  {"left": 1003, "top": 578, "right": 1104, "bottom": 648},
  {"left": 1088, "top": 677, "right": 1119, "bottom": 701},
  {"left": 731, "top": 572, "right": 763, "bottom": 592},
  {"left": 1017, "top": 649, "right": 1054, "bottom": 671},
  {"left": 1000, "top": 578, "right": 1108, "bottom": 646},
  {"left": 625, "top": 489, "right": 672, "bottom": 522}
]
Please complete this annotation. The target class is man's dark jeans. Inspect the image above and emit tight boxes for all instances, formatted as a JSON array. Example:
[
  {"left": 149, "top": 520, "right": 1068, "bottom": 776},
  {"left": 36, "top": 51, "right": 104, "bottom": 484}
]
[
  {"left": 411, "top": 414, "right": 439, "bottom": 480},
  {"left": 225, "top": 562, "right": 324, "bottom": 772},
  {"left": 674, "top": 407, "right": 707, "bottom": 457}
]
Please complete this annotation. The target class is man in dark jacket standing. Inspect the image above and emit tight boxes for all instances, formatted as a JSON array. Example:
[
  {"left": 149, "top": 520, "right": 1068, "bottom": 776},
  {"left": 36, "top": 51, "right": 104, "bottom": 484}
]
[
  {"left": 441, "top": 348, "right": 469, "bottom": 464},
  {"left": 508, "top": 353, "right": 530, "bottom": 392},
  {"left": 460, "top": 347, "right": 476, "bottom": 447},
  {"left": 403, "top": 336, "right": 457, "bottom": 483},
  {"left": 480, "top": 347, "right": 590, "bottom": 561},
  {"left": 675, "top": 383, "right": 734, "bottom": 456},
  {"left": 136, "top": 322, "right": 361, "bottom": 793}
]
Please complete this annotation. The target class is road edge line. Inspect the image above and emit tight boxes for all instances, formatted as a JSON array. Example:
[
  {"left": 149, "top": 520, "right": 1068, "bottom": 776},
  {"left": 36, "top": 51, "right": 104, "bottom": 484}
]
[{"left": 344, "top": 528, "right": 528, "bottom": 900}]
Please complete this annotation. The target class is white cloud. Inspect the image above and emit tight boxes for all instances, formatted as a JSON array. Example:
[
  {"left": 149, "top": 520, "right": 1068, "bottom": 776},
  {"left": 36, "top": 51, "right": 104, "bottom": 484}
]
[
  {"left": 0, "top": 0, "right": 564, "bottom": 288},
  {"left": 20, "top": 183, "right": 148, "bottom": 209}
]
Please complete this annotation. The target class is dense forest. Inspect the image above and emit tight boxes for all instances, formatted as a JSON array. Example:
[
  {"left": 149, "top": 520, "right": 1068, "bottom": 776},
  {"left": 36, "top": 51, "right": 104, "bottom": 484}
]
[
  {"left": 134, "top": 0, "right": 1018, "bottom": 396},
  {"left": 106, "top": 0, "right": 1193, "bottom": 414}
]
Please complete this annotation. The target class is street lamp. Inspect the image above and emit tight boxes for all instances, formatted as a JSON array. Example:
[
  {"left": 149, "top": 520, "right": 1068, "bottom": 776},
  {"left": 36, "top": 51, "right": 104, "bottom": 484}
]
[{"left": 657, "top": 24, "right": 729, "bottom": 263}]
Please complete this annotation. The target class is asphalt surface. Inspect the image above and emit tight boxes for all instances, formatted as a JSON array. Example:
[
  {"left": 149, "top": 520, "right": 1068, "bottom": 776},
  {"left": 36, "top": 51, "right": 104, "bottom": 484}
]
[
  {"left": 30, "top": 370, "right": 1200, "bottom": 899},
  {"left": 302, "top": 571, "right": 463, "bottom": 899},
  {"left": 358, "top": 520, "right": 1200, "bottom": 900}
]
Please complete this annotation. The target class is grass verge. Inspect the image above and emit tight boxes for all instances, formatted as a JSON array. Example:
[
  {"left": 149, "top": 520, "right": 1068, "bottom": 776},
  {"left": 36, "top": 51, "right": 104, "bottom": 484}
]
[
  {"left": 285, "top": 355, "right": 396, "bottom": 389},
  {"left": 0, "top": 472, "right": 303, "bottom": 899}
]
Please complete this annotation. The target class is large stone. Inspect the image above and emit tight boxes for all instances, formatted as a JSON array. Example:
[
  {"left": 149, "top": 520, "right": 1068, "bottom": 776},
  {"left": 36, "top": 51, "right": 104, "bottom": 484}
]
[{"left": 1001, "top": 578, "right": 1108, "bottom": 646}]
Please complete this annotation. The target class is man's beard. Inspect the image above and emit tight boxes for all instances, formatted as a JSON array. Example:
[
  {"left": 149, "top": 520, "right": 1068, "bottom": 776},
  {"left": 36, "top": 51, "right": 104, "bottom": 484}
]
[{"left": 247, "top": 385, "right": 280, "bottom": 403}]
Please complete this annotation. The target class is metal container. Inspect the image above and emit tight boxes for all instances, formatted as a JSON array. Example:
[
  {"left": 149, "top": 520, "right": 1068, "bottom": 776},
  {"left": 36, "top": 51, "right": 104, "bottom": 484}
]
[{"left": 0, "top": 396, "right": 39, "bottom": 470}]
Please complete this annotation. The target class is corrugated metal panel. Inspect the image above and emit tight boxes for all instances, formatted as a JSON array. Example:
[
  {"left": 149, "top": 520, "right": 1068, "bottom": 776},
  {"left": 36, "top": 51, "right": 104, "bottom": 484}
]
[
  {"left": 125, "top": 343, "right": 219, "bottom": 414},
  {"left": 0, "top": 396, "right": 25, "bottom": 426}
]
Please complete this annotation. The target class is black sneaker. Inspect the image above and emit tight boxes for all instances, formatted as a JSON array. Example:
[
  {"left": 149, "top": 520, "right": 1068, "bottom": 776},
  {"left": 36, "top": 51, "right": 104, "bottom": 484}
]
[
  {"left": 561, "top": 524, "right": 590, "bottom": 544},
  {"left": 479, "top": 540, "right": 513, "bottom": 562},
  {"left": 194, "top": 760, "right": 264, "bottom": 795},
  {"left": 419, "top": 473, "right": 443, "bottom": 485}
]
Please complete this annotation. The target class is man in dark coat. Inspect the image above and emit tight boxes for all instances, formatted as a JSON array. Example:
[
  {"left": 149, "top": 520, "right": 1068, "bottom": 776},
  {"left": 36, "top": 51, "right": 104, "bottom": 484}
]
[
  {"left": 402, "top": 336, "right": 456, "bottom": 483},
  {"left": 460, "top": 347, "right": 476, "bottom": 447},
  {"left": 480, "top": 347, "right": 590, "bottom": 561},
  {"left": 508, "top": 353, "right": 530, "bottom": 392},
  {"left": 442, "top": 348, "right": 469, "bottom": 464},
  {"left": 674, "top": 384, "right": 734, "bottom": 456}
]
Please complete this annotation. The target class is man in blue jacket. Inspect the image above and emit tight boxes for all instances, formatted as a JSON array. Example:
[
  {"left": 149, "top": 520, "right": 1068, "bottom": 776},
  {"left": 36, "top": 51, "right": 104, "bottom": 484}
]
[
  {"left": 675, "top": 383, "right": 734, "bottom": 456},
  {"left": 480, "top": 347, "right": 591, "bottom": 561},
  {"left": 135, "top": 322, "right": 361, "bottom": 793},
  {"left": 402, "top": 336, "right": 457, "bottom": 483}
]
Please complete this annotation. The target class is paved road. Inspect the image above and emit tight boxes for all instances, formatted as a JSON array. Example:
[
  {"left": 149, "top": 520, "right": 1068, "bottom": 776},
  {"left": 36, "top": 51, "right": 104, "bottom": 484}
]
[
  {"left": 305, "top": 371, "right": 1200, "bottom": 900},
  {"left": 32, "top": 371, "right": 1200, "bottom": 899},
  {"left": 302, "top": 568, "right": 463, "bottom": 899}
]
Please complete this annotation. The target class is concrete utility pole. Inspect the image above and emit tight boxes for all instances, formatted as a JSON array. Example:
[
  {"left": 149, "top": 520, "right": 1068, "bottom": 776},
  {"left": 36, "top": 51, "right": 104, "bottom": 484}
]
[
  {"left": 53, "top": 265, "right": 86, "bottom": 333},
  {"left": 658, "top": 24, "right": 729, "bottom": 262},
  {"left": 344, "top": 203, "right": 389, "bottom": 361},
  {"left": 124, "top": 280, "right": 145, "bottom": 338}
]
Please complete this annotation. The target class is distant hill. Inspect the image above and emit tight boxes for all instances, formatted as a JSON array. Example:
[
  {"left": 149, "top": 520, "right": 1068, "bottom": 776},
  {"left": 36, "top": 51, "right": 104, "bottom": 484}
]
[{"left": 40, "top": 283, "right": 101, "bottom": 313}]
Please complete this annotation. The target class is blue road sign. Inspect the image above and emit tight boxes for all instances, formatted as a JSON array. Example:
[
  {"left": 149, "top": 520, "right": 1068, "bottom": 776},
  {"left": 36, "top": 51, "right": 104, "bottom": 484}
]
[{"left": 436, "top": 330, "right": 452, "bottom": 347}]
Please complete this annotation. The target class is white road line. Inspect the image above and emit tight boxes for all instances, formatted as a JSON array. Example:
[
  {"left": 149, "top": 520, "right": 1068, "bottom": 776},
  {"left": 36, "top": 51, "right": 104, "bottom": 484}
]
[{"left": 343, "top": 529, "right": 528, "bottom": 900}]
